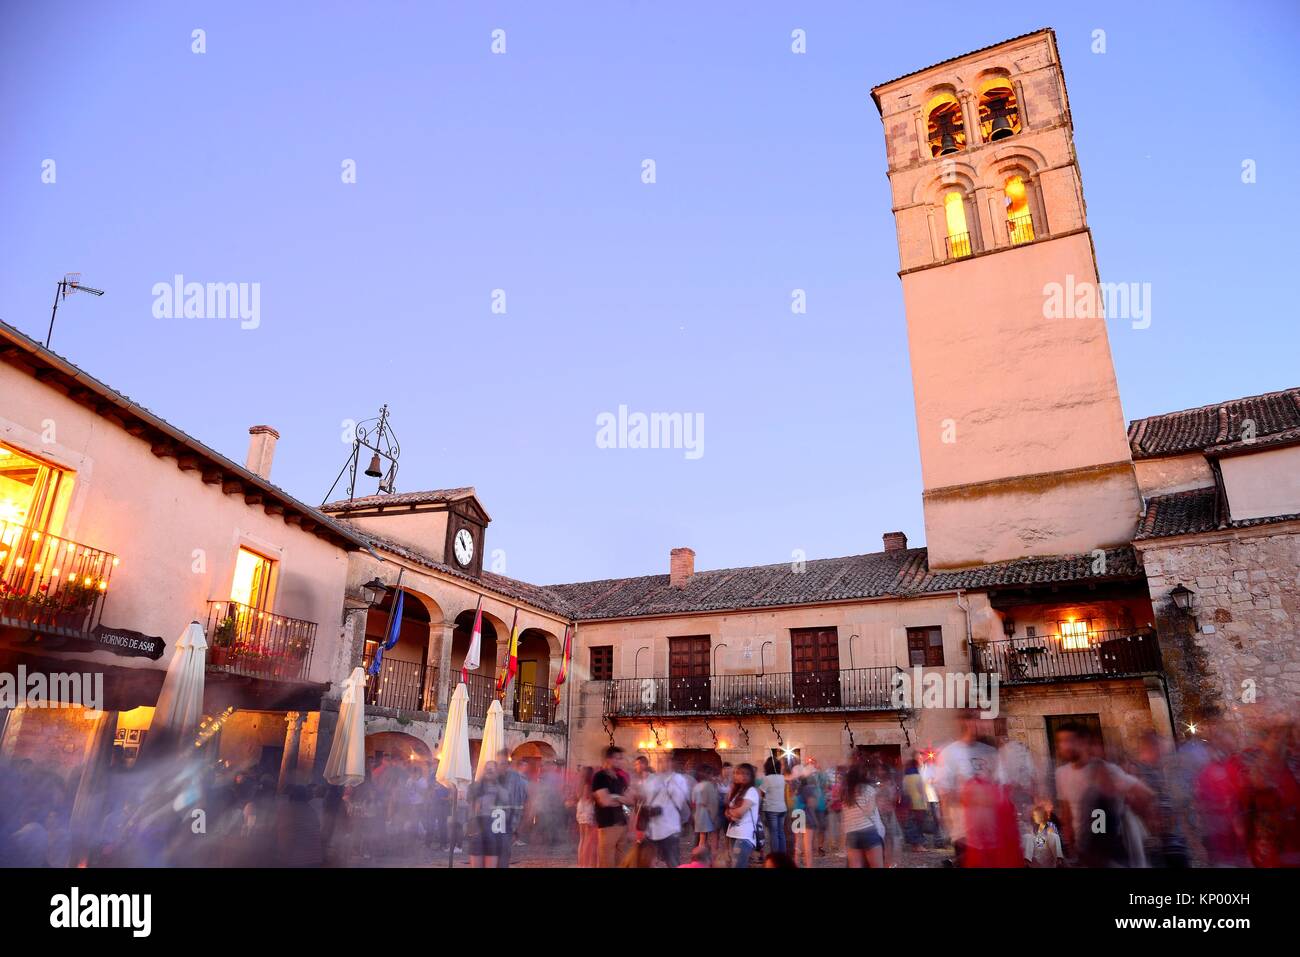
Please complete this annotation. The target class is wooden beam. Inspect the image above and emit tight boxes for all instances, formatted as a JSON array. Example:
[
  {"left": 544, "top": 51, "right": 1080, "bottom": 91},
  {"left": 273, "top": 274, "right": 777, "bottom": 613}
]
[
  {"left": 284, "top": 513, "right": 303, "bottom": 527},
  {"left": 177, "top": 455, "right": 202, "bottom": 472},
  {"left": 150, "top": 440, "right": 177, "bottom": 459},
  {"left": 264, "top": 502, "right": 285, "bottom": 517},
  {"left": 221, "top": 479, "right": 243, "bottom": 496},
  {"left": 244, "top": 491, "right": 263, "bottom": 506},
  {"left": 201, "top": 469, "right": 222, "bottom": 486}
]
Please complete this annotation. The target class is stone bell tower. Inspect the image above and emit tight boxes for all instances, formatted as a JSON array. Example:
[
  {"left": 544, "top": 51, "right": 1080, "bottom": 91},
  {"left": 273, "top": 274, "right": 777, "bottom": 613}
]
[{"left": 871, "top": 28, "right": 1141, "bottom": 568}]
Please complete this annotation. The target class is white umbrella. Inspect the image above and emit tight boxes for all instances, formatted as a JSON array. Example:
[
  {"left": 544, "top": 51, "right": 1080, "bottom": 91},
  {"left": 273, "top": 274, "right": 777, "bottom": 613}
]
[
  {"left": 324, "top": 667, "right": 366, "bottom": 787},
  {"left": 150, "top": 620, "right": 208, "bottom": 750},
  {"left": 436, "top": 682, "right": 475, "bottom": 866},
  {"left": 476, "top": 699, "right": 504, "bottom": 780}
]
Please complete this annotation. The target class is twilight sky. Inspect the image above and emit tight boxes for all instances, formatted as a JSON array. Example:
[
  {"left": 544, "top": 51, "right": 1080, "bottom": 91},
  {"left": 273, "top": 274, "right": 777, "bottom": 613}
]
[{"left": 2, "top": 1, "right": 1297, "bottom": 585}]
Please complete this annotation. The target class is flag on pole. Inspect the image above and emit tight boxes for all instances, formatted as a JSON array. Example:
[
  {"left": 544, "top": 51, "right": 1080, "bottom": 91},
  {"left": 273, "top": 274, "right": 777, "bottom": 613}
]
[
  {"left": 367, "top": 579, "right": 404, "bottom": 677},
  {"left": 462, "top": 595, "right": 483, "bottom": 684},
  {"left": 553, "top": 623, "right": 574, "bottom": 707},
  {"left": 496, "top": 608, "right": 519, "bottom": 698}
]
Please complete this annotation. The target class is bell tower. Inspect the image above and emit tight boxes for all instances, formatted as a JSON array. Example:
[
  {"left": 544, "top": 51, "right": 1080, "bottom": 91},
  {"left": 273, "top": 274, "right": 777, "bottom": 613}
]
[{"left": 871, "top": 29, "right": 1141, "bottom": 568}]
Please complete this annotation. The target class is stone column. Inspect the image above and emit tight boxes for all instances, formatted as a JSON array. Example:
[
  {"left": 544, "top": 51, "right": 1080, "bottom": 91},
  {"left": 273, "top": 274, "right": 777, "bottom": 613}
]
[
  {"left": 278, "top": 711, "right": 305, "bottom": 792},
  {"left": 1145, "top": 677, "right": 1175, "bottom": 744},
  {"left": 959, "top": 91, "right": 981, "bottom": 147},
  {"left": 435, "top": 621, "right": 455, "bottom": 710}
]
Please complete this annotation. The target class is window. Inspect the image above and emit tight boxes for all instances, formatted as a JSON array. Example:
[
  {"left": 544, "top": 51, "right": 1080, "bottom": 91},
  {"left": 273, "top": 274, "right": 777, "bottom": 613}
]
[
  {"left": 1058, "top": 619, "right": 1093, "bottom": 650},
  {"left": 907, "top": 627, "right": 945, "bottom": 667},
  {"left": 925, "top": 94, "right": 966, "bottom": 157},
  {"left": 0, "top": 442, "right": 66, "bottom": 533},
  {"left": 230, "top": 546, "right": 274, "bottom": 610},
  {"left": 944, "top": 191, "right": 972, "bottom": 259},
  {"left": 590, "top": 645, "right": 614, "bottom": 681},
  {"left": 978, "top": 77, "right": 1021, "bottom": 142},
  {"left": 1005, "top": 175, "right": 1035, "bottom": 245}
]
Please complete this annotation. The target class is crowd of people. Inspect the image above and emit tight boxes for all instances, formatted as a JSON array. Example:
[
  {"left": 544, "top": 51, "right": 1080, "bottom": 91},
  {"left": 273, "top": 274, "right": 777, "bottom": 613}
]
[{"left": 1, "top": 709, "right": 1297, "bottom": 868}]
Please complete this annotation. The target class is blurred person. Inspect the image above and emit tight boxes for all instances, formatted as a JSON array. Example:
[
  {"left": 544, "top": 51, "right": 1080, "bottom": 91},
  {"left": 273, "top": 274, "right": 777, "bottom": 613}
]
[
  {"left": 1238, "top": 717, "right": 1300, "bottom": 868},
  {"left": 902, "top": 759, "right": 928, "bottom": 849},
  {"left": 763, "top": 850, "right": 798, "bottom": 868},
  {"left": 575, "top": 766, "right": 598, "bottom": 868},
  {"left": 759, "top": 756, "right": 788, "bottom": 855},
  {"left": 466, "top": 760, "right": 504, "bottom": 868},
  {"left": 959, "top": 751, "right": 1022, "bottom": 868},
  {"left": 3, "top": 803, "right": 49, "bottom": 867},
  {"left": 275, "top": 784, "right": 323, "bottom": 868},
  {"left": 592, "top": 746, "right": 631, "bottom": 867},
  {"left": 1129, "top": 730, "right": 1190, "bottom": 868},
  {"left": 44, "top": 809, "right": 70, "bottom": 868},
  {"left": 723, "top": 763, "right": 761, "bottom": 868},
  {"left": 1054, "top": 723, "right": 1151, "bottom": 867},
  {"left": 495, "top": 749, "right": 529, "bottom": 867},
  {"left": 841, "top": 760, "right": 885, "bottom": 868},
  {"left": 679, "top": 843, "right": 713, "bottom": 868},
  {"left": 692, "top": 764, "right": 720, "bottom": 859},
  {"left": 1025, "top": 803, "right": 1064, "bottom": 867},
  {"left": 935, "top": 713, "right": 997, "bottom": 866},
  {"left": 640, "top": 752, "right": 690, "bottom": 867}
]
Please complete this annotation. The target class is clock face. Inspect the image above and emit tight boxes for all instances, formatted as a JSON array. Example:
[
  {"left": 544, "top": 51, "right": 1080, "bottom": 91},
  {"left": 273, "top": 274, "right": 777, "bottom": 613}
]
[{"left": 453, "top": 528, "right": 475, "bottom": 567}]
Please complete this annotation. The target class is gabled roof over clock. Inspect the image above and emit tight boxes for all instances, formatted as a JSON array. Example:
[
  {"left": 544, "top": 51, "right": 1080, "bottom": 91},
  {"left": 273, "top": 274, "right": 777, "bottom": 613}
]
[{"left": 322, "top": 486, "right": 491, "bottom": 524}]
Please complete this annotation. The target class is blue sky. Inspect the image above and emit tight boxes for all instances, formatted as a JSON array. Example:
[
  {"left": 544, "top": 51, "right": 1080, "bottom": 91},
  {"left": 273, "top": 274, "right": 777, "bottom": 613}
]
[{"left": 2, "top": 1, "right": 1297, "bottom": 585}]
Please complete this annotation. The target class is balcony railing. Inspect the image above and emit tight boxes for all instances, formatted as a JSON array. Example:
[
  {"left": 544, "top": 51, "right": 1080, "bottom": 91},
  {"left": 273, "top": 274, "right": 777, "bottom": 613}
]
[
  {"left": 0, "top": 520, "right": 116, "bottom": 635},
  {"left": 363, "top": 655, "right": 439, "bottom": 712},
  {"left": 514, "top": 680, "right": 557, "bottom": 726},
  {"left": 602, "top": 666, "right": 902, "bottom": 719},
  {"left": 945, "top": 231, "right": 972, "bottom": 259},
  {"left": 453, "top": 671, "right": 498, "bottom": 723},
  {"left": 975, "top": 629, "right": 1162, "bottom": 685},
  {"left": 205, "top": 600, "right": 317, "bottom": 682},
  {"left": 1007, "top": 211, "right": 1035, "bottom": 246}
]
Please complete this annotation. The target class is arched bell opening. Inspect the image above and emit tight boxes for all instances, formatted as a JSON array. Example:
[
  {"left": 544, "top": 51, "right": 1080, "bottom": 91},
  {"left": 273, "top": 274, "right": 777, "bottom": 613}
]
[
  {"left": 978, "top": 78, "right": 1021, "bottom": 143},
  {"left": 925, "top": 93, "right": 966, "bottom": 158}
]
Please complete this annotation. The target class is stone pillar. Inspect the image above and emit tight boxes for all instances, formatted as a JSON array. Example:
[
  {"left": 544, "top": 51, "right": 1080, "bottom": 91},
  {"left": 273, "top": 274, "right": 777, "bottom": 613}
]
[
  {"left": 959, "top": 91, "right": 981, "bottom": 147},
  {"left": 278, "top": 711, "right": 306, "bottom": 792},
  {"left": 435, "top": 621, "right": 455, "bottom": 710},
  {"left": 1145, "top": 677, "right": 1175, "bottom": 744}
]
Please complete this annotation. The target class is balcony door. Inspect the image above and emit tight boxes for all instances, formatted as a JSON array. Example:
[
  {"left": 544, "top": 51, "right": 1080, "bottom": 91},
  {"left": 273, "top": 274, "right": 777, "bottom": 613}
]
[
  {"left": 791, "top": 627, "right": 841, "bottom": 709},
  {"left": 668, "top": 635, "right": 711, "bottom": 712}
]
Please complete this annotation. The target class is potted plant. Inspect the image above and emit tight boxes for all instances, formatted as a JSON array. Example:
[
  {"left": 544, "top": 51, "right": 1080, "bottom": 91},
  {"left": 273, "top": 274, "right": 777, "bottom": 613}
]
[
  {"left": 54, "top": 580, "right": 98, "bottom": 631},
  {"left": 209, "top": 615, "right": 238, "bottom": 668}
]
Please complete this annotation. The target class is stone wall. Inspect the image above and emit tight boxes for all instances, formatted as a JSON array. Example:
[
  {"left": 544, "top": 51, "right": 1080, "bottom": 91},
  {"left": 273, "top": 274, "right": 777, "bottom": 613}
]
[{"left": 1139, "top": 527, "right": 1300, "bottom": 731}]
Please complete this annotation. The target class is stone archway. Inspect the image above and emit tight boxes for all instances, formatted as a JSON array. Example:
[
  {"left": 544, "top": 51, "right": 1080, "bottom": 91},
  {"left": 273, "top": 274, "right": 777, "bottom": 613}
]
[
  {"left": 364, "top": 589, "right": 441, "bottom": 712},
  {"left": 365, "top": 730, "right": 433, "bottom": 771}
]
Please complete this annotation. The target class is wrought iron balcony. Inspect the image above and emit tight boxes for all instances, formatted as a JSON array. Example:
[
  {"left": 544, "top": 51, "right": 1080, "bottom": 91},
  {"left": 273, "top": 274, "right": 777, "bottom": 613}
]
[
  {"left": 0, "top": 520, "right": 116, "bottom": 635},
  {"left": 945, "top": 231, "right": 973, "bottom": 259},
  {"left": 363, "top": 655, "right": 439, "bottom": 712},
  {"left": 601, "top": 666, "right": 903, "bottom": 719},
  {"left": 975, "top": 629, "right": 1163, "bottom": 685},
  {"left": 1007, "top": 211, "right": 1035, "bottom": 246},
  {"left": 205, "top": 599, "right": 317, "bottom": 682},
  {"left": 453, "top": 670, "right": 498, "bottom": 723},
  {"left": 514, "top": 680, "right": 557, "bottom": 726}
]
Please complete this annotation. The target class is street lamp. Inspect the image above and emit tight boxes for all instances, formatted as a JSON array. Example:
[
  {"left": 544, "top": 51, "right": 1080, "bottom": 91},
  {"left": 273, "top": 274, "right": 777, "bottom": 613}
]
[
  {"left": 1170, "top": 584, "right": 1195, "bottom": 615},
  {"left": 46, "top": 273, "right": 105, "bottom": 349},
  {"left": 359, "top": 577, "right": 386, "bottom": 606}
]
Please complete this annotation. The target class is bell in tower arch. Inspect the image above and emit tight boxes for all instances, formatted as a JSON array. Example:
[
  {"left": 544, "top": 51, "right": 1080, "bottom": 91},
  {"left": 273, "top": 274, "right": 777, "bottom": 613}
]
[{"left": 987, "top": 98, "right": 1015, "bottom": 140}]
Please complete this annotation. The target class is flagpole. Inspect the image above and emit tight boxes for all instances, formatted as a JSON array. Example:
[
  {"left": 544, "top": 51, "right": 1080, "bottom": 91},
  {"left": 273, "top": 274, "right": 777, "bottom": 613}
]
[{"left": 563, "top": 623, "right": 576, "bottom": 773}]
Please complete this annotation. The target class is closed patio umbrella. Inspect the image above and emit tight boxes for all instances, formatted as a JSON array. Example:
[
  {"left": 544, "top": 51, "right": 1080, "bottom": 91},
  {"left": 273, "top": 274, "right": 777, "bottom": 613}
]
[
  {"left": 324, "top": 667, "right": 366, "bottom": 787},
  {"left": 436, "top": 682, "right": 474, "bottom": 866},
  {"left": 476, "top": 699, "right": 504, "bottom": 781},
  {"left": 149, "top": 620, "right": 208, "bottom": 753}
]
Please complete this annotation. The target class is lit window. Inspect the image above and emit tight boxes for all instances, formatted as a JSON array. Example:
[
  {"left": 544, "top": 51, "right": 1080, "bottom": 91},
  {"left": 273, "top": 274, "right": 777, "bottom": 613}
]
[
  {"left": 944, "top": 191, "right": 972, "bottom": 258},
  {"left": 1058, "top": 619, "right": 1093, "bottom": 650},
  {"left": 978, "top": 78, "right": 1021, "bottom": 142},
  {"left": 0, "top": 443, "right": 66, "bottom": 533},
  {"left": 925, "top": 94, "right": 966, "bottom": 158},
  {"left": 1005, "top": 175, "right": 1035, "bottom": 245},
  {"left": 230, "top": 547, "right": 274, "bottom": 610}
]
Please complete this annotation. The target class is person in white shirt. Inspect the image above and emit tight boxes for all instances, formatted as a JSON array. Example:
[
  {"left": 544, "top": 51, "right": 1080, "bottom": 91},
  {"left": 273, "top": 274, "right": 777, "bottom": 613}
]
[
  {"left": 934, "top": 713, "right": 998, "bottom": 866},
  {"left": 758, "top": 756, "right": 789, "bottom": 854},
  {"left": 723, "top": 763, "right": 762, "bottom": 869},
  {"left": 642, "top": 754, "right": 691, "bottom": 866}
]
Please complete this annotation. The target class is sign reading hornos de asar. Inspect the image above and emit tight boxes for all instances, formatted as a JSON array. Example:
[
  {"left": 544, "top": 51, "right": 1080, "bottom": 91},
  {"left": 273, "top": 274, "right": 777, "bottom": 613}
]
[{"left": 75, "top": 624, "right": 166, "bottom": 660}]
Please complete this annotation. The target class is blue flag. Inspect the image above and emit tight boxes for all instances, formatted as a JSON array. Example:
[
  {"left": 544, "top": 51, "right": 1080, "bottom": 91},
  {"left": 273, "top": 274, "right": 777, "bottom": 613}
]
[{"left": 367, "top": 589, "right": 404, "bottom": 677}]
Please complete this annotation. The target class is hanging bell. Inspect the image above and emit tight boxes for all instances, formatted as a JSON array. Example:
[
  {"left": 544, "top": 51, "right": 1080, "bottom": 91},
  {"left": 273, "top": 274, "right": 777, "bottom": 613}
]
[
  {"left": 988, "top": 101, "right": 1015, "bottom": 140},
  {"left": 938, "top": 131, "right": 959, "bottom": 156},
  {"left": 364, "top": 452, "right": 383, "bottom": 478}
]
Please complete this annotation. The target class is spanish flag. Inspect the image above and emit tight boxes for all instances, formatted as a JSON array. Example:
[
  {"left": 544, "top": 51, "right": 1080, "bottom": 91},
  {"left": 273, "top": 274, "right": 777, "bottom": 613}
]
[
  {"left": 552, "top": 624, "right": 574, "bottom": 707},
  {"left": 496, "top": 608, "right": 519, "bottom": 698}
]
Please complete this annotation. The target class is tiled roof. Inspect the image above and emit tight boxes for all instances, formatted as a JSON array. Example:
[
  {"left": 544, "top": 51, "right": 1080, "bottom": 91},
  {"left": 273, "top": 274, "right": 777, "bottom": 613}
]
[
  {"left": 0, "top": 320, "right": 367, "bottom": 550},
  {"left": 870, "top": 28, "right": 1052, "bottom": 106},
  {"left": 547, "top": 545, "right": 1144, "bottom": 621},
  {"left": 1136, "top": 487, "right": 1300, "bottom": 541},
  {"left": 348, "top": 526, "right": 577, "bottom": 618},
  {"left": 322, "top": 488, "right": 477, "bottom": 513},
  {"left": 1127, "top": 387, "right": 1300, "bottom": 460}
]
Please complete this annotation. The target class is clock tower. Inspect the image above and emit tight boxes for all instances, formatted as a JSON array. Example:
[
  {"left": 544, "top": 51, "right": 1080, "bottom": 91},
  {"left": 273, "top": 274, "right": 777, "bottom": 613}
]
[{"left": 871, "top": 29, "right": 1142, "bottom": 568}]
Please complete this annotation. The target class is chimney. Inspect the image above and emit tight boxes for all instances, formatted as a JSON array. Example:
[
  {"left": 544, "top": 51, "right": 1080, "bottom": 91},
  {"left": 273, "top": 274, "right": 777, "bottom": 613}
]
[
  {"left": 882, "top": 531, "right": 908, "bottom": 553},
  {"left": 670, "top": 547, "right": 695, "bottom": 588},
  {"left": 245, "top": 425, "right": 280, "bottom": 480}
]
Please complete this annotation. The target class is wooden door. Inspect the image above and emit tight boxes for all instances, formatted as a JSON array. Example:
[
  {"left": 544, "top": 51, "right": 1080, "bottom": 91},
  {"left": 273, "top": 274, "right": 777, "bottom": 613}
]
[
  {"left": 791, "top": 628, "right": 841, "bottom": 709},
  {"left": 669, "top": 636, "right": 711, "bottom": 712}
]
